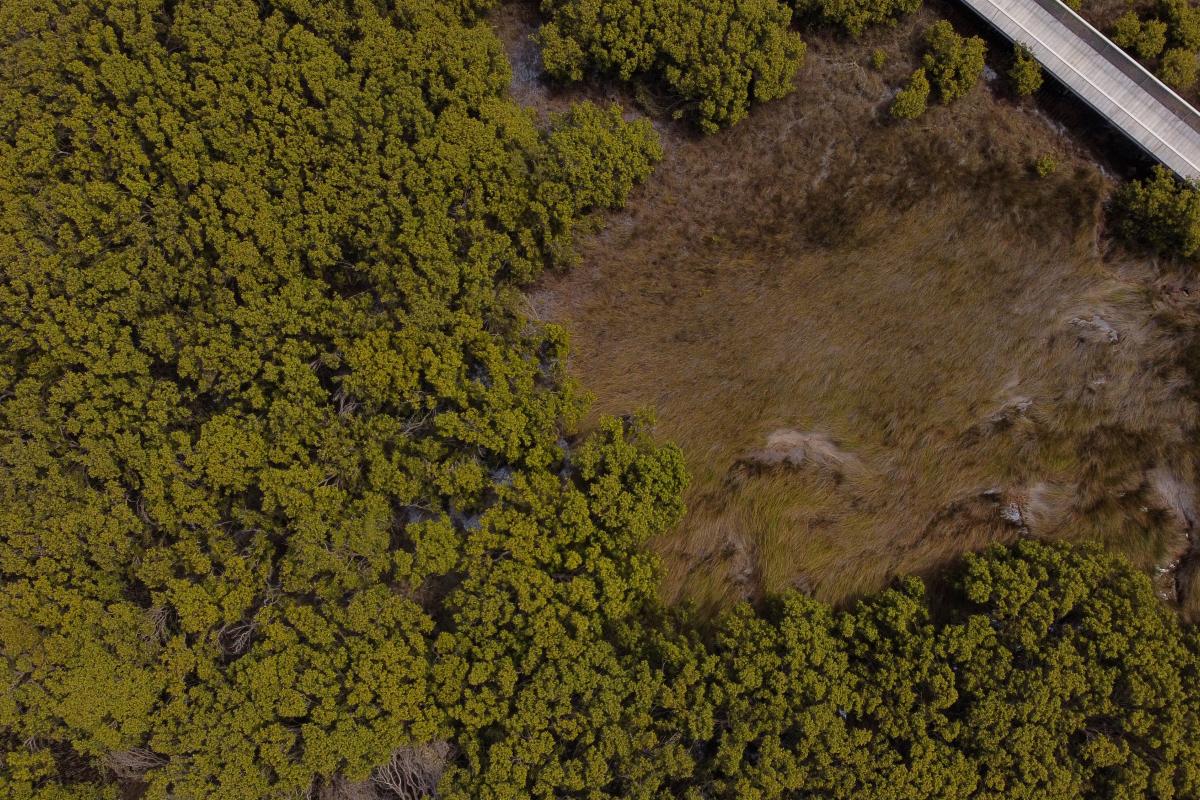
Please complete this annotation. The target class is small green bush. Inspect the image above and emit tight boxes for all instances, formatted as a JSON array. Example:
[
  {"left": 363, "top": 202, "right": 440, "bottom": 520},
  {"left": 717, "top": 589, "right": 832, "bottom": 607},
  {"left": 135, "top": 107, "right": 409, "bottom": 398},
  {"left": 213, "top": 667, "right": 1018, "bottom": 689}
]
[
  {"left": 922, "top": 20, "right": 987, "bottom": 104},
  {"left": 891, "top": 67, "right": 931, "bottom": 118},
  {"left": 1034, "top": 154, "right": 1058, "bottom": 177},
  {"left": 793, "top": 0, "right": 922, "bottom": 36},
  {"left": 1160, "top": 46, "right": 1200, "bottom": 89},
  {"left": 538, "top": 0, "right": 806, "bottom": 133},
  {"left": 1113, "top": 11, "right": 1169, "bottom": 59},
  {"left": 1112, "top": 9, "right": 1142, "bottom": 48},
  {"left": 1009, "top": 44, "right": 1044, "bottom": 95},
  {"left": 1160, "top": 0, "right": 1200, "bottom": 50},
  {"left": 1114, "top": 166, "right": 1200, "bottom": 258},
  {"left": 871, "top": 48, "right": 889, "bottom": 70}
]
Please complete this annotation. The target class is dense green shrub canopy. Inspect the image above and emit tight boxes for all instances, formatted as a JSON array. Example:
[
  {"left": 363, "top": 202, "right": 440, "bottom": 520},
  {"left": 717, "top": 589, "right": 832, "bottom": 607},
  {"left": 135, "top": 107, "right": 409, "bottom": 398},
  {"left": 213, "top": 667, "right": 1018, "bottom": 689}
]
[
  {"left": 3, "top": 3, "right": 1200, "bottom": 800},
  {"left": 1108, "top": 0, "right": 1200, "bottom": 88},
  {"left": 1009, "top": 44, "right": 1044, "bottom": 96},
  {"left": 793, "top": 0, "right": 922, "bottom": 36},
  {"left": 607, "top": 541, "right": 1200, "bottom": 800},
  {"left": 0, "top": 1, "right": 676, "bottom": 797},
  {"left": 1113, "top": 11, "right": 1169, "bottom": 60},
  {"left": 1161, "top": 46, "right": 1200, "bottom": 90},
  {"left": 1115, "top": 166, "right": 1200, "bottom": 258},
  {"left": 537, "top": 0, "right": 806, "bottom": 133},
  {"left": 891, "top": 67, "right": 932, "bottom": 118},
  {"left": 922, "top": 20, "right": 987, "bottom": 104},
  {"left": 1161, "top": 0, "right": 1200, "bottom": 51}
]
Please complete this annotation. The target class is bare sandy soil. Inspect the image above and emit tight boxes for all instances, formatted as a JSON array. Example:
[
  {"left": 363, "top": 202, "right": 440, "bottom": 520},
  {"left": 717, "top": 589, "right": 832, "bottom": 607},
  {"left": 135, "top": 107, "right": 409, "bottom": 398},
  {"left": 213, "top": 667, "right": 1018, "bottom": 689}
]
[{"left": 497, "top": 2, "right": 1200, "bottom": 614}]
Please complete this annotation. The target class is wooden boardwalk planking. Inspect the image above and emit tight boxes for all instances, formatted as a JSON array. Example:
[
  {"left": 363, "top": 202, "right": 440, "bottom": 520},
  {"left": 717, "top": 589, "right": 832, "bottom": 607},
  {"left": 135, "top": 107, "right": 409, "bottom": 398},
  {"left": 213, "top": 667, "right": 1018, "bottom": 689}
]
[{"left": 959, "top": 0, "right": 1200, "bottom": 178}]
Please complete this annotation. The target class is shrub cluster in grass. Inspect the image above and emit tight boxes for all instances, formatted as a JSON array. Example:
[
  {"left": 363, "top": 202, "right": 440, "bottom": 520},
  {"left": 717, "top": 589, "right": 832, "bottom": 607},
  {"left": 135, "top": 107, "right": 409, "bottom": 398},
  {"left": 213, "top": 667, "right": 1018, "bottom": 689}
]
[
  {"left": 891, "top": 21, "right": 985, "bottom": 118},
  {"left": 537, "top": 0, "right": 806, "bottom": 132},
  {"left": 891, "top": 67, "right": 931, "bottom": 118},
  {"left": 4, "top": 3, "right": 1200, "bottom": 800},
  {"left": 1111, "top": 0, "right": 1200, "bottom": 90},
  {"left": 1010, "top": 43, "right": 1044, "bottom": 96},
  {"left": 536, "top": 0, "right": 936, "bottom": 133},
  {"left": 1114, "top": 11, "right": 1169, "bottom": 60},
  {"left": 923, "top": 20, "right": 988, "bottom": 103},
  {"left": 793, "top": 0, "right": 923, "bottom": 36},
  {"left": 1114, "top": 166, "right": 1200, "bottom": 258}
]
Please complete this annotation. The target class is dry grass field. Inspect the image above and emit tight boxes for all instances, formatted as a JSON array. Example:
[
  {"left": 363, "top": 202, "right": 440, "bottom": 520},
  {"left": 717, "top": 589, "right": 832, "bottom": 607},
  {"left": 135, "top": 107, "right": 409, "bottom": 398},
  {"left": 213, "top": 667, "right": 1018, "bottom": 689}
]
[{"left": 498, "top": 3, "right": 1200, "bottom": 613}]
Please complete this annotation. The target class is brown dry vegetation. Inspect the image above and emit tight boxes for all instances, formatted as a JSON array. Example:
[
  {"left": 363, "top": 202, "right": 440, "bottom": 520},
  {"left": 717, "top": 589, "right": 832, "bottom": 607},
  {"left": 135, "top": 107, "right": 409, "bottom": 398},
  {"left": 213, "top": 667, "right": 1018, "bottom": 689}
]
[
  {"left": 1083, "top": 0, "right": 1150, "bottom": 29},
  {"left": 499, "top": 2, "right": 1200, "bottom": 613}
]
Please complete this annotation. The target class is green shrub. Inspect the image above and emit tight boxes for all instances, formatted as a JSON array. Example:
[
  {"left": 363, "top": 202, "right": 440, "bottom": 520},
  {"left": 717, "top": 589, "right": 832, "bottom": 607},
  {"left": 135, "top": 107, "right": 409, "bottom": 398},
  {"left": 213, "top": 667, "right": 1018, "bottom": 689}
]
[
  {"left": 891, "top": 67, "right": 931, "bottom": 118},
  {"left": 1114, "top": 166, "right": 1200, "bottom": 258},
  {"left": 922, "top": 20, "right": 987, "bottom": 104},
  {"left": 1113, "top": 11, "right": 1169, "bottom": 59},
  {"left": 5, "top": 3, "right": 1200, "bottom": 800},
  {"left": 1160, "top": 46, "right": 1200, "bottom": 89},
  {"left": 793, "top": 0, "right": 922, "bottom": 36},
  {"left": 1112, "top": 9, "right": 1143, "bottom": 49},
  {"left": 871, "top": 47, "right": 889, "bottom": 69},
  {"left": 1141, "top": 17, "right": 1172, "bottom": 59},
  {"left": 1160, "top": 0, "right": 1200, "bottom": 50},
  {"left": 538, "top": 0, "right": 806, "bottom": 133},
  {"left": 1112, "top": 0, "right": 1199, "bottom": 79},
  {"left": 656, "top": 541, "right": 1200, "bottom": 800},
  {"left": 1034, "top": 154, "right": 1058, "bottom": 177},
  {"left": 0, "top": 1, "right": 669, "bottom": 796},
  {"left": 1009, "top": 43, "right": 1044, "bottom": 95}
]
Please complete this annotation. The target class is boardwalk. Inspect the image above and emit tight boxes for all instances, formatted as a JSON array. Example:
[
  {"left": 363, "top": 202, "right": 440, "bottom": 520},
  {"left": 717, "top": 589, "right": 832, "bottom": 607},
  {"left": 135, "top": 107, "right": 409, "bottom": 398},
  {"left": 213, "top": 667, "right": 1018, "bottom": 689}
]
[{"left": 959, "top": 0, "right": 1200, "bottom": 178}]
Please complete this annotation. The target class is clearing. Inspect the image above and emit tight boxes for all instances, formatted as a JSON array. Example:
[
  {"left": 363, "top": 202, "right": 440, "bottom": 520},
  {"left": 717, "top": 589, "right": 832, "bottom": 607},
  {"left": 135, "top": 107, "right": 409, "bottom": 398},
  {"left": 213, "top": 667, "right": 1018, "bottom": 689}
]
[{"left": 497, "top": 2, "right": 1200, "bottom": 612}]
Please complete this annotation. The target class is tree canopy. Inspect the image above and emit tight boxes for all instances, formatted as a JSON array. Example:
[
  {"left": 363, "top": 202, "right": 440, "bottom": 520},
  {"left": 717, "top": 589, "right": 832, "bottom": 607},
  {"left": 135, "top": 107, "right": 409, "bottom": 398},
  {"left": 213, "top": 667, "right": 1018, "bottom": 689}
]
[
  {"left": 1161, "top": 47, "right": 1199, "bottom": 90},
  {"left": 1107, "top": 0, "right": 1200, "bottom": 88},
  {"left": 537, "top": 0, "right": 806, "bottom": 133},
  {"left": 0, "top": 1, "right": 674, "bottom": 796},
  {"left": 2, "top": 3, "right": 1200, "bottom": 800},
  {"left": 608, "top": 541, "right": 1200, "bottom": 800},
  {"left": 891, "top": 67, "right": 932, "bottom": 118},
  {"left": 922, "top": 20, "right": 987, "bottom": 104},
  {"left": 793, "top": 0, "right": 922, "bottom": 36},
  {"left": 1114, "top": 166, "right": 1200, "bottom": 259},
  {"left": 1009, "top": 44, "right": 1044, "bottom": 96},
  {"left": 1113, "top": 11, "right": 1169, "bottom": 61}
]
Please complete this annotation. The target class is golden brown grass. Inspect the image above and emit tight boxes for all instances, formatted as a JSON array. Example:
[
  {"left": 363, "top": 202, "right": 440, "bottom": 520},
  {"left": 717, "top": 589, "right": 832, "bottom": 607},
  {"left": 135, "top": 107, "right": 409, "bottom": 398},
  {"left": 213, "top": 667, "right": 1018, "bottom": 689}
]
[{"left": 503, "top": 5, "right": 1200, "bottom": 612}]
